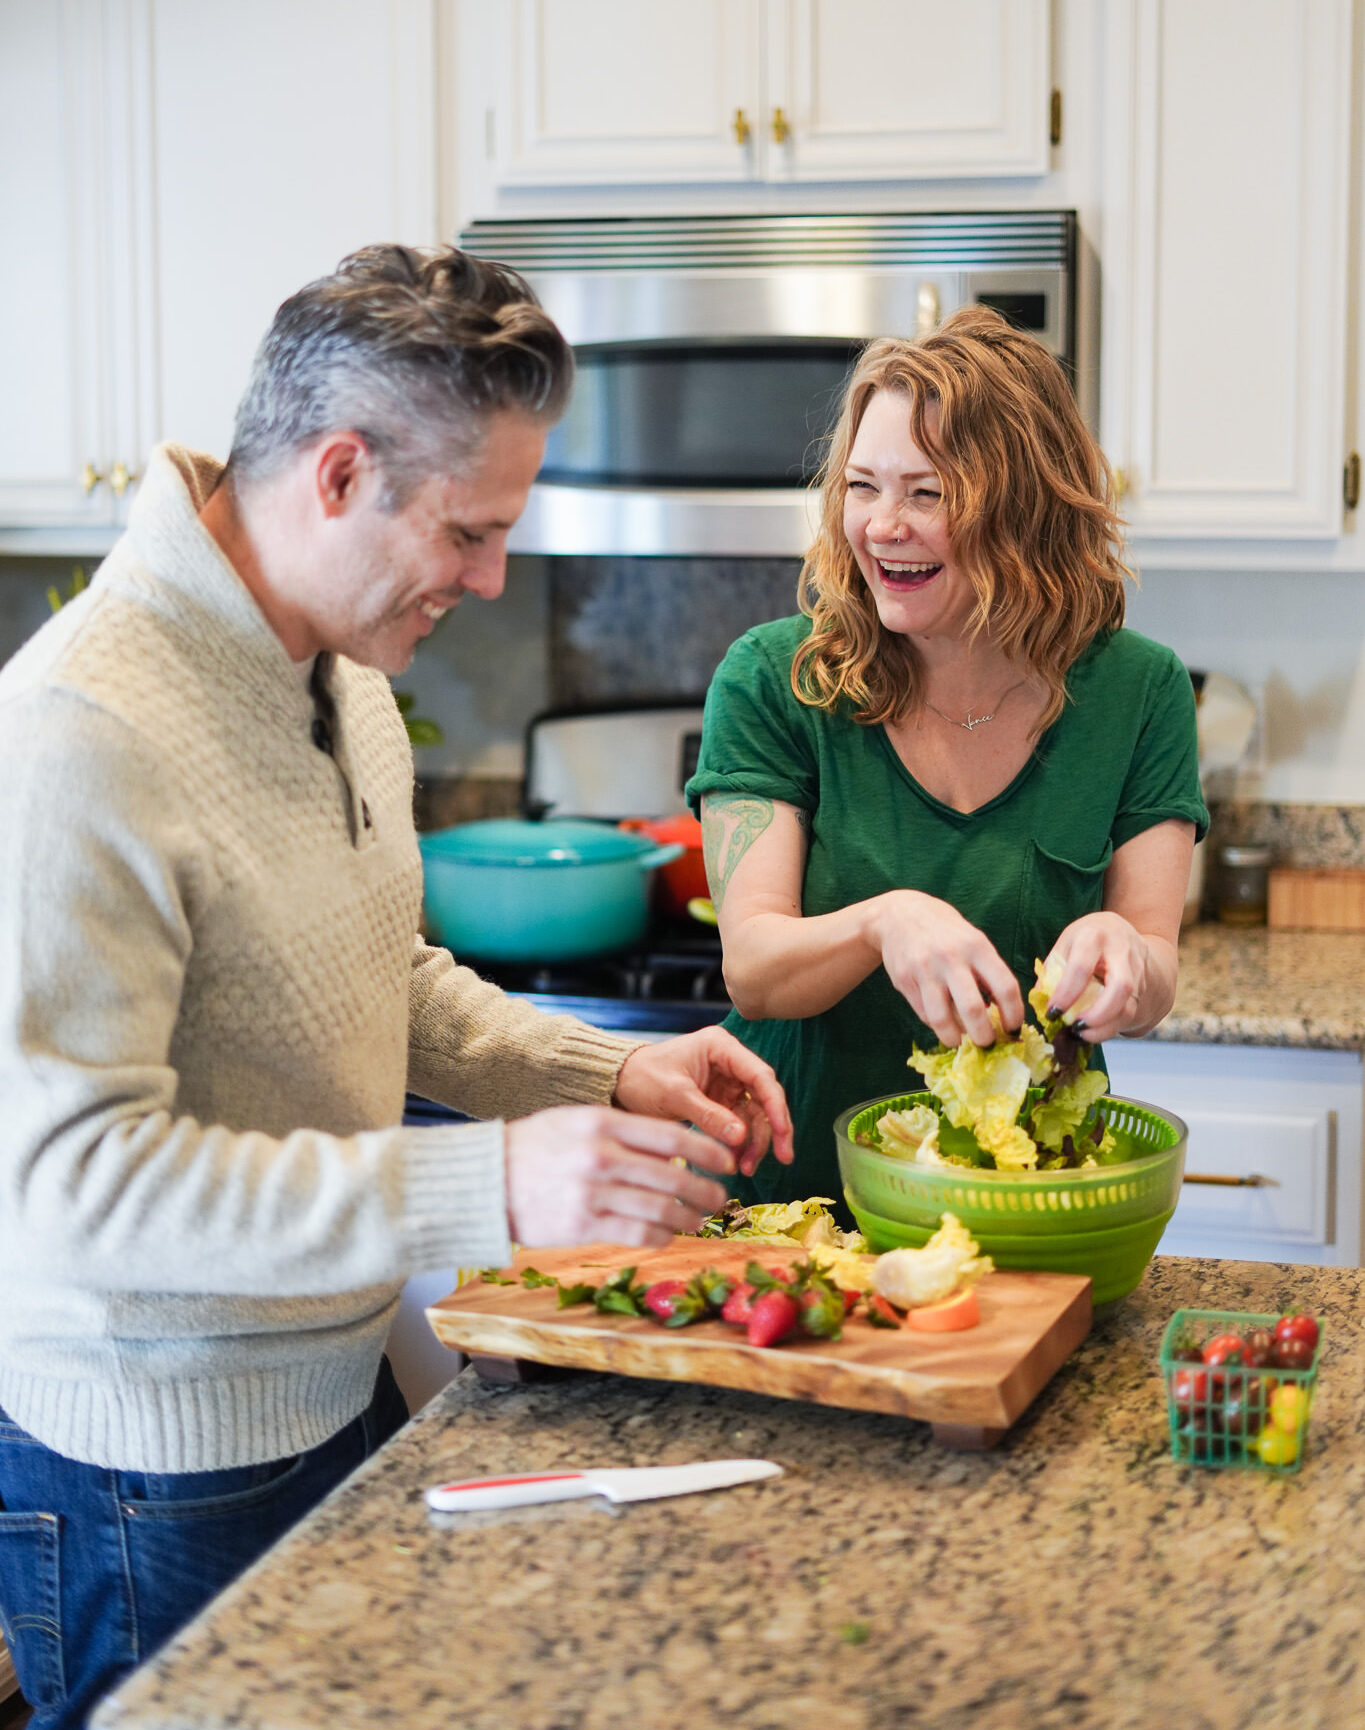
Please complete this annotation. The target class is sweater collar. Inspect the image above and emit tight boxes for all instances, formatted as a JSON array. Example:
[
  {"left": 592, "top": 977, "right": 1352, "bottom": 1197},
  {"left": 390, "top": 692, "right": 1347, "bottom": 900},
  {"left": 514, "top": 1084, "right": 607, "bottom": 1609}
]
[{"left": 121, "top": 444, "right": 307, "bottom": 699}]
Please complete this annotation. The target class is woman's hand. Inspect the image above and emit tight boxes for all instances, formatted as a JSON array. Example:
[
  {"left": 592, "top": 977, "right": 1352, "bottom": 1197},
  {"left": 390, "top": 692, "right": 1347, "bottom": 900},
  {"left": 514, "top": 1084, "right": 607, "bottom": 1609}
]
[
  {"left": 1045, "top": 821, "right": 1193, "bottom": 1041},
  {"left": 503, "top": 1107, "right": 735, "bottom": 1248},
  {"left": 612, "top": 1027, "right": 795, "bottom": 1176},
  {"left": 871, "top": 889, "right": 1023, "bottom": 1048},
  {"left": 1042, "top": 911, "right": 1153, "bottom": 1043}
]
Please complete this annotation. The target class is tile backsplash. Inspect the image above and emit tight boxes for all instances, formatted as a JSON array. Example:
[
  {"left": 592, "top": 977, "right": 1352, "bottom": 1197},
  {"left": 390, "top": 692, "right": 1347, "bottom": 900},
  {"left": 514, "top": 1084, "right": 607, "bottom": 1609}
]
[{"left": 547, "top": 555, "right": 802, "bottom": 706}]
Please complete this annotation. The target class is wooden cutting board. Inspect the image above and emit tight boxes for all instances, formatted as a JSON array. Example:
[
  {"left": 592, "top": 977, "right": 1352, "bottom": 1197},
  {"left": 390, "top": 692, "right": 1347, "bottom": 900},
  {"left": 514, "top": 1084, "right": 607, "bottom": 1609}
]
[
  {"left": 1267, "top": 867, "right": 1365, "bottom": 930},
  {"left": 427, "top": 1240, "right": 1091, "bottom": 1448}
]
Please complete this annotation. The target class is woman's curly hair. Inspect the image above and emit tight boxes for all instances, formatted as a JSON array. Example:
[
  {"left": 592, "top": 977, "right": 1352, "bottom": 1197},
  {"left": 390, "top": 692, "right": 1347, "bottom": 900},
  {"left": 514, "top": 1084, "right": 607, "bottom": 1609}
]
[{"left": 792, "top": 306, "right": 1129, "bottom": 733}]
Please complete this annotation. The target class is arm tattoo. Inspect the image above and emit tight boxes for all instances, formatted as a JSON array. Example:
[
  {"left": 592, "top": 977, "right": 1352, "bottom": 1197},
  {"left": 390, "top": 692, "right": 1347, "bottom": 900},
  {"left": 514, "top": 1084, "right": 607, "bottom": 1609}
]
[
  {"left": 701, "top": 797, "right": 815, "bottom": 911},
  {"left": 702, "top": 796, "right": 773, "bottom": 911}
]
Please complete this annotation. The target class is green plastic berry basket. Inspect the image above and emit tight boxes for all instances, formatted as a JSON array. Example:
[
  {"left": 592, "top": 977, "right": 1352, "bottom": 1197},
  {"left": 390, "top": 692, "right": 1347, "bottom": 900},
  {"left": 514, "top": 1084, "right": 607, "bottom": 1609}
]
[
  {"left": 1160, "top": 1308, "right": 1321, "bottom": 1472},
  {"left": 835, "top": 1091, "right": 1187, "bottom": 1307}
]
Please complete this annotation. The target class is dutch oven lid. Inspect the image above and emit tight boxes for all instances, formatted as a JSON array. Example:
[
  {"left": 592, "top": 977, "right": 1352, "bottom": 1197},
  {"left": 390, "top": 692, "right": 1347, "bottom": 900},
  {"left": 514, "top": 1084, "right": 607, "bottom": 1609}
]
[{"left": 419, "top": 818, "right": 655, "bottom": 868}]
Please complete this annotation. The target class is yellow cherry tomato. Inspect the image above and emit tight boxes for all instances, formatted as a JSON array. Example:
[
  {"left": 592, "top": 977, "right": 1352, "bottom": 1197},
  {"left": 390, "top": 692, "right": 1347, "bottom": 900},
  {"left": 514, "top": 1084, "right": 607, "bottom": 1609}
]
[
  {"left": 1256, "top": 1424, "right": 1301, "bottom": 1467},
  {"left": 1270, "top": 1384, "right": 1312, "bottom": 1435}
]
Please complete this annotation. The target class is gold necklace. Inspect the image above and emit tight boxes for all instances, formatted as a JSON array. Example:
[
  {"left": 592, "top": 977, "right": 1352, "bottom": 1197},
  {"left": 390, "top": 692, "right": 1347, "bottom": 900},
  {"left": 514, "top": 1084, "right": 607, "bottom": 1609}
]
[{"left": 922, "top": 678, "right": 1028, "bottom": 733}]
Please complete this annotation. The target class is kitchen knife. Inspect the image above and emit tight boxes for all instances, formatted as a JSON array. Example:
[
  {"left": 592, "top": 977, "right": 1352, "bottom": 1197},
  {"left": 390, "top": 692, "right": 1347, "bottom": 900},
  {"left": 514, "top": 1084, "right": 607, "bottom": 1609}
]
[{"left": 424, "top": 1458, "right": 781, "bottom": 1513}]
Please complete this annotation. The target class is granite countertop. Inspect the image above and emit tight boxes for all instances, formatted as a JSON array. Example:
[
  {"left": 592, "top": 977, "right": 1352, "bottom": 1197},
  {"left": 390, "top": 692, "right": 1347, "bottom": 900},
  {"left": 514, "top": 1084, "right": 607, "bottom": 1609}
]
[
  {"left": 96, "top": 1256, "right": 1364, "bottom": 1730},
  {"left": 1157, "top": 923, "right": 1365, "bottom": 1050}
]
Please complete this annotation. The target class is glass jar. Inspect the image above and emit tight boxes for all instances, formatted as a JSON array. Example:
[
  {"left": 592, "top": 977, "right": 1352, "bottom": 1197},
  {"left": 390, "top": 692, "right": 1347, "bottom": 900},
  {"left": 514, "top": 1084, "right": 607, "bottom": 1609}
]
[{"left": 1217, "top": 844, "right": 1272, "bottom": 926}]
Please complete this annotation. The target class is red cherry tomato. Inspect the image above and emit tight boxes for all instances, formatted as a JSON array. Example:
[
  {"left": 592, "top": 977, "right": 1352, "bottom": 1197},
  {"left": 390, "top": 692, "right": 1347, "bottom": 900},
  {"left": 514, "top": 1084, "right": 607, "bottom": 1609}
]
[
  {"left": 1270, "top": 1335, "right": 1315, "bottom": 1372},
  {"left": 1273, "top": 1313, "right": 1319, "bottom": 1353},
  {"left": 1170, "top": 1365, "right": 1212, "bottom": 1414},
  {"left": 1201, "top": 1332, "right": 1246, "bottom": 1367},
  {"left": 1241, "top": 1326, "right": 1275, "bottom": 1368},
  {"left": 1221, "top": 1374, "right": 1268, "bottom": 1437}
]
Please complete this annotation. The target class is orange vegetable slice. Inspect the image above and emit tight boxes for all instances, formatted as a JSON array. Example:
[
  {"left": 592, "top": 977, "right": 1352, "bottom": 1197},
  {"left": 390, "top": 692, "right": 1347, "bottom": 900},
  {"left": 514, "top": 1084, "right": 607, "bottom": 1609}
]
[{"left": 904, "top": 1285, "right": 980, "bottom": 1333}]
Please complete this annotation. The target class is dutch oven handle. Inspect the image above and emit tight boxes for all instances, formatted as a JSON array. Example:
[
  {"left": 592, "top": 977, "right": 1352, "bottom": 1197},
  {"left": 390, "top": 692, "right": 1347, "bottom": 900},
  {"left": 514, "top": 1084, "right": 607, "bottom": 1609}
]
[{"left": 635, "top": 842, "right": 685, "bottom": 872}]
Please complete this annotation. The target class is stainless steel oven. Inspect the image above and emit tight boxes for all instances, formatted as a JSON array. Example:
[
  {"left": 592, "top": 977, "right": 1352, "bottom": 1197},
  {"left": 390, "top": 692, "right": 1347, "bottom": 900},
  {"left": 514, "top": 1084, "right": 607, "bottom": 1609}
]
[{"left": 460, "top": 211, "right": 1078, "bottom": 557}]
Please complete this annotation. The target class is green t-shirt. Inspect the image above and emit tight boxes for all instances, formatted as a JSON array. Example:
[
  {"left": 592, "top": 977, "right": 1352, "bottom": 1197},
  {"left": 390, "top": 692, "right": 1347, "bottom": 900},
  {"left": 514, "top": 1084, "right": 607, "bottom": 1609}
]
[{"left": 686, "top": 617, "right": 1209, "bottom": 1213}]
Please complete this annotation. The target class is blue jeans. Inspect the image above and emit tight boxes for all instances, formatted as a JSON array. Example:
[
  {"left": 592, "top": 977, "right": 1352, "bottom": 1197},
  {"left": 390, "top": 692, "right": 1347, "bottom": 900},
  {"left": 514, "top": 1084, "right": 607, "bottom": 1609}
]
[{"left": 0, "top": 1358, "right": 408, "bottom": 1730}]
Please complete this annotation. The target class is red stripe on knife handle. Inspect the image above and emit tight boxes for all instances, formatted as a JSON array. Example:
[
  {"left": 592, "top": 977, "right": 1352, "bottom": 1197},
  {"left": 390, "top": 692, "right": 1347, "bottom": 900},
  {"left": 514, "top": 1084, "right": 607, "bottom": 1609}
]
[{"left": 433, "top": 1473, "right": 584, "bottom": 1492}]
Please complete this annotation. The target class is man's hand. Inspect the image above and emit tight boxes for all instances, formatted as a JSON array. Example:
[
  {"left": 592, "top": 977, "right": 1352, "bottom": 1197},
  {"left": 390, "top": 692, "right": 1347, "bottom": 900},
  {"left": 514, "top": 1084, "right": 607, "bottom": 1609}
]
[
  {"left": 503, "top": 1107, "right": 735, "bottom": 1248},
  {"left": 612, "top": 1026, "right": 795, "bottom": 1177}
]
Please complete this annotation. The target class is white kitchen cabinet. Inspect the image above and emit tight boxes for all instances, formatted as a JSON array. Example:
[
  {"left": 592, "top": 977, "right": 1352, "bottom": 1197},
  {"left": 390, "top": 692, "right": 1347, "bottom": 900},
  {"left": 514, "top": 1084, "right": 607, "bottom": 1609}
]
[
  {"left": 463, "top": 0, "right": 1051, "bottom": 200},
  {"left": 0, "top": 0, "right": 437, "bottom": 548},
  {"left": 0, "top": 0, "right": 153, "bottom": 537},
  {"left": 1102, "top": 1040, "right": 1363, "bottom": 1267},
  {"left": 1100, "top": 0, "right": 1355, "bottom": 540}
]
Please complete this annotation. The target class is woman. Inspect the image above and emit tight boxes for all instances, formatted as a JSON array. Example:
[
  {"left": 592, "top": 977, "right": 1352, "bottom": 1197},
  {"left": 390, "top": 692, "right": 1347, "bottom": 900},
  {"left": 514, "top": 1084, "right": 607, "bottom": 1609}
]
[{"left": 687, "top": 307, "right": 1207, "bottom": 1207}]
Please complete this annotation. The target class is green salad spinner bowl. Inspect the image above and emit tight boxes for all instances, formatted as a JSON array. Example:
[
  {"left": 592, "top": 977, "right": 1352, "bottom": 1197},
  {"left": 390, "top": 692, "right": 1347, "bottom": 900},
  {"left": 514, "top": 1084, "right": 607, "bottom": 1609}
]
[{"left": 835, "top": 1091, "right": 1188, "bottom": 1308}]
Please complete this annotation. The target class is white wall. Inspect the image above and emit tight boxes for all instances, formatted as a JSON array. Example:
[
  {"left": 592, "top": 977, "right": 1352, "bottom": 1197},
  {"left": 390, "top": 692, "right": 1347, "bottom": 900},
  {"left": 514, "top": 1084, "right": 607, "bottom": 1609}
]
[{"left": 1125, "top": 564, "right": 1365, "bottom": 804}]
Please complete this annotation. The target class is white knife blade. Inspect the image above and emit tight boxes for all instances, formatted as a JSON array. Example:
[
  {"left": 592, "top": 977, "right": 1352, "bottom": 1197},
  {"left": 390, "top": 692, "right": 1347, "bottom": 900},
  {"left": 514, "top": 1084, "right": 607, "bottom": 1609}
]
[{"left": 424, "top": 1458, "right": 781, "bottom": 1513}]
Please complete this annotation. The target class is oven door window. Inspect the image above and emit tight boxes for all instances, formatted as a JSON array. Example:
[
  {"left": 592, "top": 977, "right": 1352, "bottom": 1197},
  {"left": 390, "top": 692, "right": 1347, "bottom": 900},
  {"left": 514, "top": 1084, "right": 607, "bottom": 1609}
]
[{"left": 541, "top": 340, "right": 865, "bottom": 489}]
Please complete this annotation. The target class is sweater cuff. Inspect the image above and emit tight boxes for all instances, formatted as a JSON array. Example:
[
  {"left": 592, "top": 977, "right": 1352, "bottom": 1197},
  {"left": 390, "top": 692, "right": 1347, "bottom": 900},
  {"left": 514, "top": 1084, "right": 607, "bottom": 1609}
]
[
  {"left": 401, "top": 1119, "right": 511, "bottom": 1271},
  {"left": 547, "top": 1020, "right": 645, "bottom": 1105}
]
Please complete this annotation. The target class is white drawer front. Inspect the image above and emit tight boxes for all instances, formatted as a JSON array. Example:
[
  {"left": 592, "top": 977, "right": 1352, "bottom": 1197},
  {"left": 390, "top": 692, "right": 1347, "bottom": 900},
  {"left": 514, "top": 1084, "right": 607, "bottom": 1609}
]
[
  {"left": 1170, "top": 1106, "right": 1332, "bottom": 1247},
  {"left": 1103, "top": 1041, "right": 1362, "bottom": 1266}
]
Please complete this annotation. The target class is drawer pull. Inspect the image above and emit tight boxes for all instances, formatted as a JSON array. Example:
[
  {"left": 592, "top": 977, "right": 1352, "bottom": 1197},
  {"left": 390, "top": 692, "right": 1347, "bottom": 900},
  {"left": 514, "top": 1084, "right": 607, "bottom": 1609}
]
[{"left": 1182, "top": 1172, "right": 1279, "bottom": 1188}]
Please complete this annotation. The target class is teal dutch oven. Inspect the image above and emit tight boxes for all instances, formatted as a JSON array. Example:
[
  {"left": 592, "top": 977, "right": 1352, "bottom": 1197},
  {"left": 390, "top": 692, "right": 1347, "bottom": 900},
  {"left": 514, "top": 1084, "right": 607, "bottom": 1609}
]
[{"left": 418, "top": 819, "right": 684, "bottom": 961}]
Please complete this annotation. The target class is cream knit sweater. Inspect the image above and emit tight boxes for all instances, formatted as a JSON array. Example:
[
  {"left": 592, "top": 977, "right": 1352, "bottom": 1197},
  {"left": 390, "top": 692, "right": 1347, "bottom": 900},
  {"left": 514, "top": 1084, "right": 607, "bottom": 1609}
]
[{"left": 0, "top": 445, "right": 637, "bottom": 1472}]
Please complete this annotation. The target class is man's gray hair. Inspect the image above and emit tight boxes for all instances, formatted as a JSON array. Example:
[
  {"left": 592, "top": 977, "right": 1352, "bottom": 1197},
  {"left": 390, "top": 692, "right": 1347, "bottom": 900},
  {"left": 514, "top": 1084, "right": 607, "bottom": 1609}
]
[{"left": 226, "top": 244, "right": 573, "bottom": 506}]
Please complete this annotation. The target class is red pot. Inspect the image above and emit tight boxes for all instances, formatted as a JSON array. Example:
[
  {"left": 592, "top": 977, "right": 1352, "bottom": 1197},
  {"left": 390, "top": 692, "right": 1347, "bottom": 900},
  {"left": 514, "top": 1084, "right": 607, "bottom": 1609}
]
[{"left": 619, "top": 813, "right": 707, "bottom": 920}]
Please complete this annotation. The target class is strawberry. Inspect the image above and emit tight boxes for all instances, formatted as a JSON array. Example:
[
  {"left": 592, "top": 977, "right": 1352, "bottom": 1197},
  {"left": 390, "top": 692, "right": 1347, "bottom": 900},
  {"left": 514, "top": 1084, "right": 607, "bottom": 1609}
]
[
  {"left": 720, "top": 1281, "right": 757, "bottom": 1326},
  {"left": 797, "top": 1281, "right": 846, "bottom": 1341},
  {"left": 746, "top": 1289, "right": 799, "bottom": 1348},
  {"left": 642, "top": 1279, "right": 690, "bottom": 1322}
]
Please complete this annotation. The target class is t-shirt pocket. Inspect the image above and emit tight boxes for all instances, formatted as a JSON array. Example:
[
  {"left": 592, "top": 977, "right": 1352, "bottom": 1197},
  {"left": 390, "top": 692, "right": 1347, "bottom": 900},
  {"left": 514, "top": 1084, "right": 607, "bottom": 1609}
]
[{"left": 1013, "top": 838, "right": 1113, "bottom": 981}]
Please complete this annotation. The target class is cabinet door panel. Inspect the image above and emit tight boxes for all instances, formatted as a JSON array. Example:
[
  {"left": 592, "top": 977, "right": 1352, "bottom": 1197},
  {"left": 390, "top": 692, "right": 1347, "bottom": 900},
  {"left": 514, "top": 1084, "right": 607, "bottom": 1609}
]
[
  {"left": 493, "top": 0, "right": 761, "bottom": 186},
  {"left": 1102, "top": 0, "right": 1352, "bottom": 537},
  {"left": 0, "top": 0, "right": 116, "bottom": 526},
  {"left": 772, "top": 0, "right": 1049, "bottom": 181},
  {"left": 149, "top": 0, "right": 436, "bottom": 462}
]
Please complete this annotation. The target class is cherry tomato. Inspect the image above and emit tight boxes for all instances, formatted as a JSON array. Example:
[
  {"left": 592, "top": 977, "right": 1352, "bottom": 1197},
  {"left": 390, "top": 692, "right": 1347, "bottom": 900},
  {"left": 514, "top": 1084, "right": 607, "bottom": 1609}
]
[
  {"left": 1202, "top": 1332, "right": 1246, "bottom": 1367},
  {"left": 1273, "top": 1313, "right": 1320, "bottom": 1353},
  {"left": 1221, "top": 1375, "right": 1268, "bottom": 1438},
  {"left": 1270, "top": 1384, "right": 1312, "bottom": 1435},
  {"left": 1241, "top": 1326, "right": 1275, "bottom": 1368},
  {"left": 1170, "top": 1365, "right": 1212, "bottom": 1413},
  {"left": 1270, "top": 1336, "right": 1315, "bottom": 1372},
  {"left": 1256, "top": 1424, "right": 1300, "bottom": 1467}
]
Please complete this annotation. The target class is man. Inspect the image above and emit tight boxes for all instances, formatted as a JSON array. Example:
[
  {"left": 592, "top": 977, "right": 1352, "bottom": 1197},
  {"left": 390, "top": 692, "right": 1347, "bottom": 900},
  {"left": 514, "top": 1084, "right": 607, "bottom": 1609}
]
[{"left": 0, "top": 245, "right": 792, "bottom": 1730}]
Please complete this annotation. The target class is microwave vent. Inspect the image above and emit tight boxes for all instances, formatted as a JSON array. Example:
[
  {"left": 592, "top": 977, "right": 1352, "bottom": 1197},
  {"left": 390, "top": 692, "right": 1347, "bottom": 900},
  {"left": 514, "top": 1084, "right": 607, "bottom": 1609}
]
[{"left": 459, "top": 211, "right": 1075, "bottom": 274}]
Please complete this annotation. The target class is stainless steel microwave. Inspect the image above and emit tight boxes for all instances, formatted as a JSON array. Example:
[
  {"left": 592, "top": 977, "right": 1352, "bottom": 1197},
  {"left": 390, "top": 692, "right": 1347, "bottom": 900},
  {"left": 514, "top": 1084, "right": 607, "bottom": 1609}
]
[{"left": 459, "top": 212, "right": 1077, "bottom": 558}]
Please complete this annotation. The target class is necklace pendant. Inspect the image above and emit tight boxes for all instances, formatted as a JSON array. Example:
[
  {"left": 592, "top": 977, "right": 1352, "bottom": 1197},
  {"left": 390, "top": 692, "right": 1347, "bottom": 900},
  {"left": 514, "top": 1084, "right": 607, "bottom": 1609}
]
[{"left": 961, "top": 711, "right": 993, "bottom": 731}]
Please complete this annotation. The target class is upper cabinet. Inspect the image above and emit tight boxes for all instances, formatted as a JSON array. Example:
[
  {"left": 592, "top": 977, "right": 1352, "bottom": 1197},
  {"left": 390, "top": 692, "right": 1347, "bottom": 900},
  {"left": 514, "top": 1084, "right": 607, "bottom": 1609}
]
[
  {"left": 1100, "top": 0, "right": 1355, "bottom": 541},
  {"left": 470, "top": 0, "right": 1051, "bottom": 196},
  {"left": 0, "top": 0, "right": 437, "bottom": 547},
  {"left": 0, "top": 0, "right": 154, "bottom": 537}
]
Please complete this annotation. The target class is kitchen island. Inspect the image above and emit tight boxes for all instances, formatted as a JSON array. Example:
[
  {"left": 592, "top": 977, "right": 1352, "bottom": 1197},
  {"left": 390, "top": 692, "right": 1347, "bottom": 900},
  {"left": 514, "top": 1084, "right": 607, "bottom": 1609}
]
[{"left": 94, "top": 1256, "right": 1363, "bottom": 1730}]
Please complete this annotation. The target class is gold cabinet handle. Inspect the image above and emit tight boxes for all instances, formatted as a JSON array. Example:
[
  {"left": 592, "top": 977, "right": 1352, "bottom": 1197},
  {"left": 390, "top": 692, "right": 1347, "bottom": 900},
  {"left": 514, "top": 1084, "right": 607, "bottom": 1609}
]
[
  {"left": 81, "top": 462, "right": 105, "bottom": 495},
  {"left": 732, "top": 107, "right": 751, "bottom": 145},
  {"left": 771, "top": 106, "right": 791, "bottom": 144},
  {"left": 109, "top": 461, "right": 137, "bottom": 497}
]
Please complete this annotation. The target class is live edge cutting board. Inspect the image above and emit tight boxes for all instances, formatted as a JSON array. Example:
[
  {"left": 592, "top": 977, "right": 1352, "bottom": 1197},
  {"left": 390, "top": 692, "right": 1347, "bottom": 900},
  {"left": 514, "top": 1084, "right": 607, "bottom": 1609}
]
[{"left": 427, "top": 1240, "right": 1092, "bottom": 1449}]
